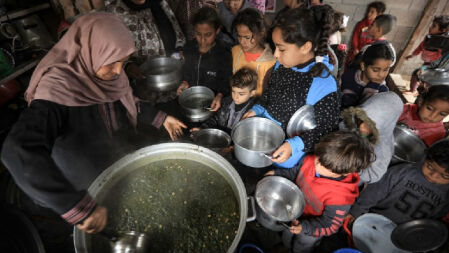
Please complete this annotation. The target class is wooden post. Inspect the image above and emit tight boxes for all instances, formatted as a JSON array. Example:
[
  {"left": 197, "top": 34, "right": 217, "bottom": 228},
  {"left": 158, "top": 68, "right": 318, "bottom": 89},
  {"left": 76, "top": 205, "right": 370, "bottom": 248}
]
[{"left": 393, "top": 0, "right": 441, "bottom": 74}]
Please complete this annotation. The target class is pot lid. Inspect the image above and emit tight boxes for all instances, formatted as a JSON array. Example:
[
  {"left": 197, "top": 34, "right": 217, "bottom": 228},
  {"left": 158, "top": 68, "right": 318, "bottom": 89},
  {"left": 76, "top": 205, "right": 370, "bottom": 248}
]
[
  {"left": 419, "top": 68, "right": 449, "bottom": 86},
  {"left": 352, "top": 213, "right": 408, "bottom": 253},
  {"left": 286, "top": 104, "right": 317, "bottom": 138},
  {"left": 391, "top": 219, "right": 448, "bottom": 252}
]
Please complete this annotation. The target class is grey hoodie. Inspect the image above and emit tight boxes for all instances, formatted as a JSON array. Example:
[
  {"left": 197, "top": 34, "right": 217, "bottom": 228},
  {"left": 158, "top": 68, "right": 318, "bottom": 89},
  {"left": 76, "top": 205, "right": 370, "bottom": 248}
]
[{"left": 340, "top": 92, "right": 403, "bottom": 183}]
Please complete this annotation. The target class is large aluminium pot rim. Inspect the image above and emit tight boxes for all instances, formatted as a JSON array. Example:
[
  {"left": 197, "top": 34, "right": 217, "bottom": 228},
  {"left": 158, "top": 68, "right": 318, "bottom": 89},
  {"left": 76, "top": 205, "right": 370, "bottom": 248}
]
[{"left": 73, "top": 143, "right": 249, "bottom": 253}]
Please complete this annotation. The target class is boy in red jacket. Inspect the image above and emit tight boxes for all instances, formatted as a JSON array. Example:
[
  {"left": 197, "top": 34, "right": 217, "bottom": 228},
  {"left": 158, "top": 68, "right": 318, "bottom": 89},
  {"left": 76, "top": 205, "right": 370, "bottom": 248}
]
[
  {"left": 404, "top": 15, "right": 449, "bottom": 96},
  {"left": 266, "top": 130, "right": 375, "bottom": 253},
  {"left": 346, "top": 1, "right": 386, "bottom": 66}
]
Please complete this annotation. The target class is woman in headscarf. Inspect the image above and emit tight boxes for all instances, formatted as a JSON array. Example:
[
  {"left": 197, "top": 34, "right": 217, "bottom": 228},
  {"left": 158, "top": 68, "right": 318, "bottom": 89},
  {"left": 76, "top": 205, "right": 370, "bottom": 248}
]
[{"left": 1, "top": 12, "right": 186, "bottom": 233}]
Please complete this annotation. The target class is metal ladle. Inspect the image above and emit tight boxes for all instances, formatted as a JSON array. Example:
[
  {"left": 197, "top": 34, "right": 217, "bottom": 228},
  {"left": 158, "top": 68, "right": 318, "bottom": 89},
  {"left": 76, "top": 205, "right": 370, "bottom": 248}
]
[{"left": 100, "top": 229, "right": 151, "bottom": 253}]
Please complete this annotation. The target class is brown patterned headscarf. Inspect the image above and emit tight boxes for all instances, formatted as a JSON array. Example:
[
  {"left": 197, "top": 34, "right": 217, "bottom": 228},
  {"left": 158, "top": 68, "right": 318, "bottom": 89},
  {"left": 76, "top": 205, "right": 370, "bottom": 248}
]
[{"left": 25, "top": 12, "right": 138, "bottom": 126}]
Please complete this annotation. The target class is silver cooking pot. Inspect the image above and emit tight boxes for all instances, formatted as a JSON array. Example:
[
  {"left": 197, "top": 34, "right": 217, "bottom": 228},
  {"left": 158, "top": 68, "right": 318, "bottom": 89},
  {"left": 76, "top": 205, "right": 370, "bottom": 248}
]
[
  {"left": 391, "top": 124, "right": 426, "bottom": 164},
  {"left": 192, "top": 128, "right": 232, "bottom": 152},
  {"left": 231, "top": 117, "right": 285, "bottom": 168},
  {"left": 178, "top": 86, "right": 215, "bottom": 122},
  {"left": 73, "top": 143, "right": 256, "bottom": 253},
  {"left": 255, "top": 176, "right": 305, "bottom": 232},
  {"left": 136, "top": 56, "right": 183, "bottom": 92},
  {"left": 419, "top": 68, "right": 449, "bottom": 86}
]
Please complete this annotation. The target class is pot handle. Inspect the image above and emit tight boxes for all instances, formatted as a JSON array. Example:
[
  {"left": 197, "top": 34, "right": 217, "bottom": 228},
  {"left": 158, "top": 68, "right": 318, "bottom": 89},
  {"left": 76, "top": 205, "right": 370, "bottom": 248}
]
[
  {"left": 246, "top": 196, "right": 256, "bottom": 222},
  {"left": 261, "top": 153, "right": 281, "bottom": 160},
  {"left": 262, "top": 154, "right": 273, "bottom": 160}
]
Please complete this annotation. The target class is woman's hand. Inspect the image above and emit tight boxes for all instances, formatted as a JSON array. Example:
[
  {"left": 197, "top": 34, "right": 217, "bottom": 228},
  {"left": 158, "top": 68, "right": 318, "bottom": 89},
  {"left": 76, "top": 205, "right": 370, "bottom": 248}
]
[
  {"left": 125, "top": 62, "right": 145, "bottom": 80},
  {"left": 264, "top": 170, "right": 275, "bottom": 176},
  {"left": 209, "top": 93, "right": 223, "bottom": 112},
  {"left": 177, "top": 81, "right": 189, "bottom": 96},
  {"left": 289, "top": 220, "right": 302, "bottom": 234},
  {"left": 242, "top": 110, "right": 256, "bottom": 120},
  {"left": 271, "top": 142, "right": 292, "bottom": 163},
  {"left": 76, "top": 205, "right": 107, "bottom": 234},
  {"left": 163, "top": 115, "right": 187, "bottom": 141}
]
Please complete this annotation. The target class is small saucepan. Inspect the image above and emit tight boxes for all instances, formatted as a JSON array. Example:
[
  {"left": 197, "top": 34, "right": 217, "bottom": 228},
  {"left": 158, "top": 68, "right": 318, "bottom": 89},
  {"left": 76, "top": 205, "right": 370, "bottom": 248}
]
[
  {"left": 254, "top": 176, "right": 305, "bottom": 231},
  {"left": 231, "top": 117, "right": 285, "bottom": 168},
  {"left": 178, "top": 86, "right": 215, "bottom": 122},
  {"left": 136, "top": 56, "right": 183, "bottom": 92},
  {"left": 192, "top": 128, "right": 231, "bottom": 152}
]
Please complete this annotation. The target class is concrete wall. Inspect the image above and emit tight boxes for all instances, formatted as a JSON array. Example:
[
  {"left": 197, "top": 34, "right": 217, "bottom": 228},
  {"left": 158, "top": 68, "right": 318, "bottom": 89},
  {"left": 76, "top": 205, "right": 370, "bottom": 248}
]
[
  {"left": 271, "top": 0, "right": 449, "bottom": 75},
  {"left": 325, "top": 0, "right": 428, "bottom": 55}
]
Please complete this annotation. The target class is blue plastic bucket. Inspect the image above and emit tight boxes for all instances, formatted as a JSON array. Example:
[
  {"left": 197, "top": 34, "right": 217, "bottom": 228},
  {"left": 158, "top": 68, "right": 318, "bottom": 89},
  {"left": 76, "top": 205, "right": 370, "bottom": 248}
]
[
  {"left": 333, "top": 248, "right": 363, "bottom": 253},
  {"left": 238, "top": 243, "right": 265, "bottom": 253}
]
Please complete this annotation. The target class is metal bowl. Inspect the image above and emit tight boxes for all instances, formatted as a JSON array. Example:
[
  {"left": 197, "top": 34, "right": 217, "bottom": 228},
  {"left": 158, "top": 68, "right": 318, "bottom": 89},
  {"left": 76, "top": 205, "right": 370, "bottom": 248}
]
[
  {"left": 255, "top": 176, "right": 305, "bottom": 223},
  {"left": 391, "top": 219, "right": 448, "bottom": 252},
  {"left": 419, "top": 68, "right": 449, "bottom": 86},
  {"left": 178, "top": 86, "right": 214, "bottom": 122},
  {"left": 392, "top": 124, "right": 426, "bottom": 164},
  {"left": 136, "top": 56, "right": 183, "bottom": 92},
  {"left": 192, "top": 128, "right": 231, "bottom": 151},
  {"left": 352, "top": 213, "right": 405, "bottom": 253},
  {"left": 231, "top": 117, "right": 285, "bottom": 168}
]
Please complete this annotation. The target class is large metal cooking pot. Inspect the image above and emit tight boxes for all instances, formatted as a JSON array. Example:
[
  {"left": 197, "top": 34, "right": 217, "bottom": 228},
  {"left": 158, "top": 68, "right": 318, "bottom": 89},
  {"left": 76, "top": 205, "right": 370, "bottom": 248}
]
[
  {"left": 391, "top": 124, "right": 426, "bottom": 164},
  {"left": 136, "top": 56, "right": 183, "bottom": 92},
  {"left": 12, "top": 15, "right": 54, "bottom": 49},
  {"left": 255, "top": 176, "right": 305, "bottom": 231},
  {"left": 178, "top": 86, "right": 214, "bottom": 122},
  {"left": 73, "top": 143, "right": 256, "bottom": 253},
  {"left": 232, "top": 117, "right": 285, "bottom": 168}
]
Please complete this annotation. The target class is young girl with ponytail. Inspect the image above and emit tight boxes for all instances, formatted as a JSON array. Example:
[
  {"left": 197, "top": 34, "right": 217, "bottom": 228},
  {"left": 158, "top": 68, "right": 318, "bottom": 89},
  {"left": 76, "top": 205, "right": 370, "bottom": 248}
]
[{"left": 243, "top": 5, "right": 341, "bottom": 169}]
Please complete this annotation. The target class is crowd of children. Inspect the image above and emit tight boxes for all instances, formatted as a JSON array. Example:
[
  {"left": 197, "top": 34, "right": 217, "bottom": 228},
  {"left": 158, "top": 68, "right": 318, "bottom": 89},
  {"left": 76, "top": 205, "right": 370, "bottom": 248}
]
[
  {"left": 172, "top": 1, "right": 449, "bottom": 252},
  {"left": 2, "top": 1, "right": 449, "bottom": 253}
]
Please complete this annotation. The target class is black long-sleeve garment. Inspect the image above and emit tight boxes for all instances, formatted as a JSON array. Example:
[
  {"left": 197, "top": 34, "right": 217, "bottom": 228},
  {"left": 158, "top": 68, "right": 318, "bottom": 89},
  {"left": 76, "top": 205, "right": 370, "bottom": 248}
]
[
  {"left": 182, "top": 40, "right": 232, "bottom": 96},
  {"left": 1, "top": 99, "right": 164, "bottom": 224}
]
